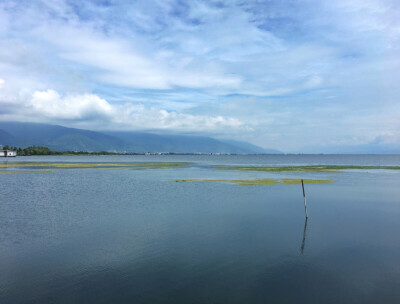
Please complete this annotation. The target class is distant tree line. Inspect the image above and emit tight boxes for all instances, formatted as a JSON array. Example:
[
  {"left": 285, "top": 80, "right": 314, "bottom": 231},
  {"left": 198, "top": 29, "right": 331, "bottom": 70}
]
[
  {"left": 1, "top": 145, "right": 232, "bottom": 156},
  {"left": 1, "top": 145, "right": 118, "bottom": 156}
]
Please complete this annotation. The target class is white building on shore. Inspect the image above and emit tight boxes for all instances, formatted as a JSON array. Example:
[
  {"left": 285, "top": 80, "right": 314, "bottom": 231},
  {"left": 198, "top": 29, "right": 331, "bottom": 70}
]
[{"left": 0, "top": 149, "right": 17, "bottom": 157}]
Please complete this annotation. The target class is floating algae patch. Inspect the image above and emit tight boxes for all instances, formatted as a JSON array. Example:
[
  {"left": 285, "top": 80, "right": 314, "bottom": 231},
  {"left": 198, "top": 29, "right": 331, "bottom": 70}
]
[
  {"left": 213, "top": 165, "right": 400, "bottom": 173},
  {"left": 231, "top": 178, "right": 333, "bottom": 185},
  {"left": 0, "top": 170, "right": 54, "bottom": 174},
  {"left": 0, "top": 162, "right": 191, "bottom": 170},
  {"left": 174, "top": 178, "right": 333, "bottom": 186},
  {"left": 128, "top": 163, "right": 191, "bottom": 170}
]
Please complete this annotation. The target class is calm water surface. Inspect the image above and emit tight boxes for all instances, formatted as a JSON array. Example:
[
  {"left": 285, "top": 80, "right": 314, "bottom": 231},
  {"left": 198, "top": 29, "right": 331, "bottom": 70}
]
[{"left": 1, "top": 155, "right": 400, "bottom": 303}]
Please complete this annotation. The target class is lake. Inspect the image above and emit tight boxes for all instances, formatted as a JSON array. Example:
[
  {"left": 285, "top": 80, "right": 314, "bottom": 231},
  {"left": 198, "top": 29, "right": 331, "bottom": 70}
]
[{"left": 1, "top": 154, "right": 400, "bottom": 303}]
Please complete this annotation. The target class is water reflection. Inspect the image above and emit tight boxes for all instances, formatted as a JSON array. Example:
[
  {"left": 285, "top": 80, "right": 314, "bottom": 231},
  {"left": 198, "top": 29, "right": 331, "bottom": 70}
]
[{"left": 300, "top": 218, "right": 308, "bottom": 254}]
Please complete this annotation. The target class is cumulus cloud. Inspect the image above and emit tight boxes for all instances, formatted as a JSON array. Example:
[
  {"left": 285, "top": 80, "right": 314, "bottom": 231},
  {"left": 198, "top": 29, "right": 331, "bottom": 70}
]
[
  {"left": 30, "top": 90, "right": 114, "bottom": 120},
  {"left": 112, "top": 103, "right": 247, "bottom": 132},
  {"left": 0, "top": 86, "right": 248, "bottom": 133}
]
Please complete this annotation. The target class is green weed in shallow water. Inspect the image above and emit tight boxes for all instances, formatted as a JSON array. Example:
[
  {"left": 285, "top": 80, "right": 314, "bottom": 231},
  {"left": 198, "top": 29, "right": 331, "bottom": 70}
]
[
  {"left": 0, "top": 162, "right": 191, "bottom": 170},
  {"left": 212, "top": 165, "right": 400, "bottom": 173},
  {"left": 0, "top": 170, "right": 54, "bottom": 173},
  {"left": 174, "top": 178, "right": 333, "bottom": 185}
]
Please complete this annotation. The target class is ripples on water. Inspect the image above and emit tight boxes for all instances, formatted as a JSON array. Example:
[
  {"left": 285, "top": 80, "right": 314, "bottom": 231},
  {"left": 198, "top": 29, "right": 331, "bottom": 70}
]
[{"left": 1, "top": 155, "right": 400, "bottom": 303}]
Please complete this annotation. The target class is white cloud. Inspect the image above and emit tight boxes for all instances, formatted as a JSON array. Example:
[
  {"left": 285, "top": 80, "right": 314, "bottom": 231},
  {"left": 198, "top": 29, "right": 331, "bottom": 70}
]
[
  {"left": 0, "top": 78, "right": 4, "bottom": 88},
  {"left": 30, "top": 90, "right": 114, "bottom": 120},
  {"left": 32, "top": 23, "right": 242, "bottom": 90},
  {"left": 112, "top": 103, "right": 248, "bottom": 132},
  {"left": 0, "top": 87, "right": 248, "bottom": 133}
]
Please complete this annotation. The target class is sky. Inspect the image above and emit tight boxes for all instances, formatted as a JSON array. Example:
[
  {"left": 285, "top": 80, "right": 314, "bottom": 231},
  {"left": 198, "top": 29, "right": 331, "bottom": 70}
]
[{"left": 0, "top": 0, "right": 399, "bottom": 151}]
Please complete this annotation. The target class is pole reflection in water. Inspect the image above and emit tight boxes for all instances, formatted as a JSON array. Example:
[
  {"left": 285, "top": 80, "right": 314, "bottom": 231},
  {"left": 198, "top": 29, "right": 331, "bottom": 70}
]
[{"left": 300, "top": 218, "right": 308, "bottom": 254}]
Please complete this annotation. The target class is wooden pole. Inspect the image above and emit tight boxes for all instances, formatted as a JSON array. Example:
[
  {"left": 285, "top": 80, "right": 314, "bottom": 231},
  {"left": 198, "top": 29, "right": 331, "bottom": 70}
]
[{"left": 301, "top": 179, "right": 308, "bottom": 219}]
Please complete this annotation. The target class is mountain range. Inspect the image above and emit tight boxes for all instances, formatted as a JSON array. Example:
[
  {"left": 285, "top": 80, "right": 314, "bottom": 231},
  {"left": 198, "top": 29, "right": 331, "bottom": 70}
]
[{"left": 0, "top": 122, "right": 280, "bottom": 154}]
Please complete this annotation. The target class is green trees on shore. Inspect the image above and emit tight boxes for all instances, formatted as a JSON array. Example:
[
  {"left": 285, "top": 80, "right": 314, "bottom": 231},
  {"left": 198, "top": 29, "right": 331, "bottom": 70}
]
[
  {"left": 2, "top": 145, "right": 60, "bottom": 156},
  {"left": 1, "top": 145, "right": 116, "bottom": 156}
]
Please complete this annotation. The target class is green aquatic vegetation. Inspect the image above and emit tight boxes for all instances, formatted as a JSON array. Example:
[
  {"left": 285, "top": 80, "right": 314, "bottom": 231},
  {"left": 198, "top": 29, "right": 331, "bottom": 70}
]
[
  {"left": 0, "top": 162, "right": 191, "bottom": 170},
  {"left": 174, "top": 178, "right": 333, "bottom": 185},
  {"left": 213, "top": 165, "right": 400, "bottom": 173},
  {"left": 0, "top": 170, "right": 54, "bottom": 173},
  {"left": 232, "top": 178, "right": 333, "bottom": 185}
]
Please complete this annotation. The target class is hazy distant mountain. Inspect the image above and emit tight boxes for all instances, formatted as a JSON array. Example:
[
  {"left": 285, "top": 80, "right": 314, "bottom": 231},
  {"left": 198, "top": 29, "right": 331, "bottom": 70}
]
[
  {"left": 0, "top": 129, "right": 18, "bottom": 146},
  {"left": 0, "top": 122, "right": 271, "bottom": 154},
  {"left": 104, "top": 131, "right": 280, "bottom": 153},
  {"left": 0, "top": 122, "right": 127, "bottom": 152}
]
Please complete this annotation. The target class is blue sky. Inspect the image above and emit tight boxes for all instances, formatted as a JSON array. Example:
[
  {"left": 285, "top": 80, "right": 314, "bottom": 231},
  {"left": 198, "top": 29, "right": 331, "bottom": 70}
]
[{"left": 0, "top": 0, "right": 399, "bottom": 151}]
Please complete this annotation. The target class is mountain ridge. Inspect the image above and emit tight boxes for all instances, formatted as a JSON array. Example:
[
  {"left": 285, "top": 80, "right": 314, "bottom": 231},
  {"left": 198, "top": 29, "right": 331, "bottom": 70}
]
[{"left": 0, "top": 122, "right": 278, "bottom": 154}]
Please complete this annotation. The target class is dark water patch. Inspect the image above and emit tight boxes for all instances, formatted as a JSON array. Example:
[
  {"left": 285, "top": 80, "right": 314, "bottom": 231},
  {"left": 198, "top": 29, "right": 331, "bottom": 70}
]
[{"left": 1, "top": 155, "right": 400, "bottom": 303}]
